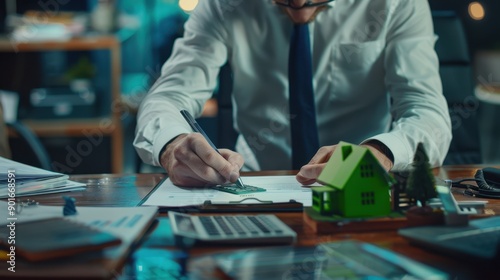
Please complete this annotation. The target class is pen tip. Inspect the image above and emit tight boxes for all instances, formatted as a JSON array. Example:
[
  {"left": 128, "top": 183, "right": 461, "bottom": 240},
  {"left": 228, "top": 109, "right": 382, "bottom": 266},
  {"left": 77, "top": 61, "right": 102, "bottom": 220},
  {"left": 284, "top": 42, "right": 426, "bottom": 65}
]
[{"left": 237, "top": 177, "right": 245, "bottom": 187}]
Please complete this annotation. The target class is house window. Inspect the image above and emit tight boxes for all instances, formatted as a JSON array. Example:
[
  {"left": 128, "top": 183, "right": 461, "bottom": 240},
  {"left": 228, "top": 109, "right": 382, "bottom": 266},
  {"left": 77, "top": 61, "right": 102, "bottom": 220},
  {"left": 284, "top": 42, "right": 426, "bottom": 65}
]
[
  {"left": 360, "top": 164, "right": 374, "bottom": 178},
  {"left": 361, "top": 191, "right": 375, "bottom": 205}
]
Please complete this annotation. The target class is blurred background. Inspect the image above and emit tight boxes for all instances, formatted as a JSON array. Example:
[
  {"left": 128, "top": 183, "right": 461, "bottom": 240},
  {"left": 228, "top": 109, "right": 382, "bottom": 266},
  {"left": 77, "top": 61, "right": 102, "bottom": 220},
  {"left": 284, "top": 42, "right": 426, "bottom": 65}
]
[{"left": 0, "top": 0, "right": 499, "bottom": 174}]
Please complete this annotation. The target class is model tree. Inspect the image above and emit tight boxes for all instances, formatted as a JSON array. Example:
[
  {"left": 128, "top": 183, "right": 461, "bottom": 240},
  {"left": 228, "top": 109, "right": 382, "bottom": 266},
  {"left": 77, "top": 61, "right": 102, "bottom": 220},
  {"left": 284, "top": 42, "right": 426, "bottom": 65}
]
[{"left": 406, "top": 143, "right": 437, "bottom": 207}]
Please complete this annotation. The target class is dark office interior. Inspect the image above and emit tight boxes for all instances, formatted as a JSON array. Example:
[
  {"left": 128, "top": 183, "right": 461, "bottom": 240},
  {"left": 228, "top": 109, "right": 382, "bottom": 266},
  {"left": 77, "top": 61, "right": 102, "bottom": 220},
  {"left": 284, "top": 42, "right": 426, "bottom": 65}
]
[
  {"left": 0, "top": 0, "right": 499, "bottom": 174},
  {"left": 3, "top": 2, "right": 500, "bottom": 280}
]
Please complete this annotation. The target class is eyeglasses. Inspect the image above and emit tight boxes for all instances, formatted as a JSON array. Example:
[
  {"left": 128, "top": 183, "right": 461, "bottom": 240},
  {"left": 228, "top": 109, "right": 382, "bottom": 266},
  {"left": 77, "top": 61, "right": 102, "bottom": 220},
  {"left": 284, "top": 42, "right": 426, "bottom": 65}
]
[{"left": 273, "top": 0, "right": 334, "bottom": 10}]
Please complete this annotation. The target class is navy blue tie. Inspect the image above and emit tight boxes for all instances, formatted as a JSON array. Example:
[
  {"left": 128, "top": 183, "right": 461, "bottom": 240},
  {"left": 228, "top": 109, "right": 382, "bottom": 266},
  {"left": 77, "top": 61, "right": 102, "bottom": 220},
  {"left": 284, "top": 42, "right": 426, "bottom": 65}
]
[{"left": 289, "top": 24, "right": 319, "bottom": 170}]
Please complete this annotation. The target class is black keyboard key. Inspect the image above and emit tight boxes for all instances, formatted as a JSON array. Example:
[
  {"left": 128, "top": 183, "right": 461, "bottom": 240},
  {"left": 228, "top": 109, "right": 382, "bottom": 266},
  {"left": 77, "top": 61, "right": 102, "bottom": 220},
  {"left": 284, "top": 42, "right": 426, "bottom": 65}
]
[
  {"left": 200, "top": 216, "right": 220, "bottom": 236},
  {"left": 214, "top": 216, "right": 233, "bottom": 235},
  {"left": 169, "top": 212, "right": 297, "bottom": 245},
  {"left": 225, "top": 216, "right": 247, "bottom": 235},
  {"left": 249, "top": 216, "right": 271, "bottom": 233},
  {"left": 237, "top": 217, "right": 259, "bottom": 234},
  {"left": 259, "top": 215, "right": 284, "bottom": 233}
]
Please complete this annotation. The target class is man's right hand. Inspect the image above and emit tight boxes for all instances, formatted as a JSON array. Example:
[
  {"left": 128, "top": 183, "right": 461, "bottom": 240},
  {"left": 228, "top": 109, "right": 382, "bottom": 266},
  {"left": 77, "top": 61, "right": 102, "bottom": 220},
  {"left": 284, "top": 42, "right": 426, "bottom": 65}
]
[{"left": 160, "top": 133, "right": 244, "bottom": 187}]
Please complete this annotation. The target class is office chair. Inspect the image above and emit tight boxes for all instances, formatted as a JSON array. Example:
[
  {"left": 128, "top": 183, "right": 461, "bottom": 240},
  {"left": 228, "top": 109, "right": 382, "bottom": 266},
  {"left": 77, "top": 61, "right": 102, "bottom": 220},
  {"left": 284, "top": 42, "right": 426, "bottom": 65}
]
[
  {"left": 7, "top": 121, "right": 52, "bottom": 171},
  {"left": 432, "top": 11, "right": 482, "bottom": 164}
]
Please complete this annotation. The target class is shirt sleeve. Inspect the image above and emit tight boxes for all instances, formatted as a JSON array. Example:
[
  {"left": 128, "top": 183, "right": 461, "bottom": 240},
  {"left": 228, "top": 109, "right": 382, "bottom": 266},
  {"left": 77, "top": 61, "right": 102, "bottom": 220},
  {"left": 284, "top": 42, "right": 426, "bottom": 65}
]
[
  {"left": 366, "top": 0, "right": 452, "bottom": 170},
  {"left": 134, "top": 0, "right": 229, "bottom": 166}
]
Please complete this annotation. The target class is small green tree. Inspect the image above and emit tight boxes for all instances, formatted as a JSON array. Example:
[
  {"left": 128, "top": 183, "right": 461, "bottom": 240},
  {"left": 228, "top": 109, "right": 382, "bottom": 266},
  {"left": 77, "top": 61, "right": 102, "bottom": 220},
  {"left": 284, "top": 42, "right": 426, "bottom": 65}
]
[{"left": 406, "top": 143, "right": 436, "bottom": 207}]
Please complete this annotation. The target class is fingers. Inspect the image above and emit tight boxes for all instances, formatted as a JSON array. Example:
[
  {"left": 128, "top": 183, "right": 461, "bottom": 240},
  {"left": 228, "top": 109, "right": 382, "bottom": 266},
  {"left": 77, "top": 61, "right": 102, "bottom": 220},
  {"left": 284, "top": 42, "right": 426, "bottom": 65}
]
[
  {"left": 220, "top": 149, "right": 245, "bottom": 182},
  {"left": 190, "top": 136, "right": 242, "bottom": 180},
  {"left": 160, "top": 135, "right": 212, "bottom": 186},
  {"left": 295, "top": 143, "right": 394, "bottom": 187},
  {"left": 161, "top": 133, "right": 243, "bottom": 187},
  {"left": 296, "top": 145, "right": 337, "bottom": 185},
  {"left": 167, "top": 164, "right": 215, "bottom": 187},
  {"left": 296, "top": 163, "right": 327, "bottom": 185},
  {"left": 308, "top": 145, "right": 336, "bottom": 165}
]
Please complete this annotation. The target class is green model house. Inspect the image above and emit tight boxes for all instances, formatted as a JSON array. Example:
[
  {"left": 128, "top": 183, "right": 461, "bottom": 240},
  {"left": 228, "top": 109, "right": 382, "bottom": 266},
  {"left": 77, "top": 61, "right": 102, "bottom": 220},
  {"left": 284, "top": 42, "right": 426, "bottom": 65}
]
[{"left": 312, "top": 142, "right": 395, "bottom": 218}]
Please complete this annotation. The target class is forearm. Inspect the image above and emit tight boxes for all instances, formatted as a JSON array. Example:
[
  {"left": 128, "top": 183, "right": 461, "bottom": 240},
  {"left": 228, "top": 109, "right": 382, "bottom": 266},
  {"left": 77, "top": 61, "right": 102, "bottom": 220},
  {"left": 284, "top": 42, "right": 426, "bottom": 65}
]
[
  {"left": 134, "top": 93, "right": 194, "bottom": 166},
  {"left": 379, "top": 0, "right": 452, "bottom": 170}
]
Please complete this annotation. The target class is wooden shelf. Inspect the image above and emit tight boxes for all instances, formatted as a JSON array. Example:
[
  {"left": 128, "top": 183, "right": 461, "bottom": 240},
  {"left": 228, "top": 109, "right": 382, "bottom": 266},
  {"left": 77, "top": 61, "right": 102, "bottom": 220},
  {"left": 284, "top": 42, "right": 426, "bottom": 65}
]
[
  {"left": 1, "top": 35, "right": 123, "bottom": 173},
  {"left": 21, "top": 118, "right": 116, "bottom": 136},
  {"left": 0, "top": 36, "right": 119, "bottom": 52}
]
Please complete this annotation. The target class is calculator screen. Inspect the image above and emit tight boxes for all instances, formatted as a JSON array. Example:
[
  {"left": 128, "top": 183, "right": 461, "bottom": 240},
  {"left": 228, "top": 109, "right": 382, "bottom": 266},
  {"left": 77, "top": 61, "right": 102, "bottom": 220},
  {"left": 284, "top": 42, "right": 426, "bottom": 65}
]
[{"left": 174, "top": 215, "right": 197, "bottom": 234}]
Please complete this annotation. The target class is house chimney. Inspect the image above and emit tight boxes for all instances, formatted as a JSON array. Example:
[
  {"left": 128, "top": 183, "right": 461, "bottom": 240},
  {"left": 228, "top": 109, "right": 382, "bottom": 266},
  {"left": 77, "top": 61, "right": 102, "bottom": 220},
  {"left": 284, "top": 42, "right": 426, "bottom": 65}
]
[{"left": 342, "top": 145, "right": 352, "bottom": 160}]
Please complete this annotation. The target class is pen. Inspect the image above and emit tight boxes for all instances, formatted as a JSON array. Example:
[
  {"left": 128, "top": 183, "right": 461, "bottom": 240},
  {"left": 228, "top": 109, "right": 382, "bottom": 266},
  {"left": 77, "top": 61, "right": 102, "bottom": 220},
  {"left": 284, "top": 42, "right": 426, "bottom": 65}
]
[{"left": 180, "top": 110, "right": 245, "bottom": 188}]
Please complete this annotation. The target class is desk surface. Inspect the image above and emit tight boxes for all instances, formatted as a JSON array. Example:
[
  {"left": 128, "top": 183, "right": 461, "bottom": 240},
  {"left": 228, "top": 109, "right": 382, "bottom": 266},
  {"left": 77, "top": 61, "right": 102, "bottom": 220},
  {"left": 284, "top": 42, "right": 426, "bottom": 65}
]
[{"left": 15, "top": 166, "right": 500, "bottom": 279}]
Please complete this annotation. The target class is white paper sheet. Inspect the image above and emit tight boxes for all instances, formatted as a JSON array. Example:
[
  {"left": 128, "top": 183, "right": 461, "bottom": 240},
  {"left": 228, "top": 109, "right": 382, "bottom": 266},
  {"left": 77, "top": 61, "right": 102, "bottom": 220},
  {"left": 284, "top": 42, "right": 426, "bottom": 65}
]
[{"left": 141, "top": 175, "right": 313, "bottom": 207}]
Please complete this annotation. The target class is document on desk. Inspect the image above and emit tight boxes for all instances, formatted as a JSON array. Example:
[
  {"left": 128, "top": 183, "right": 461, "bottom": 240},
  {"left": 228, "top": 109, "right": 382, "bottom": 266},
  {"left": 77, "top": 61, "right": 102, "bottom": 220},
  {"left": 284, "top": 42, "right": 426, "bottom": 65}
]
[{"left": 141, "top": 175, "right": 313, "bottom": 208}]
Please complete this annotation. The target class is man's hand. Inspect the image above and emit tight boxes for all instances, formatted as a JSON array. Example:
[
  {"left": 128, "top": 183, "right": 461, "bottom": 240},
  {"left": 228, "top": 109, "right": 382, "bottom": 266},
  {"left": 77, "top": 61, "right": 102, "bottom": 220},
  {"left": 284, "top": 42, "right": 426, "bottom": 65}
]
[
  {"left": 160, "top": 133, "right": 244, "bottom": 187},
  {"left": 295, "top": 145, "right": 336, "bottom": 185},
  {"left": 296, "top": 142, "right": 393, "bottom": 185}
]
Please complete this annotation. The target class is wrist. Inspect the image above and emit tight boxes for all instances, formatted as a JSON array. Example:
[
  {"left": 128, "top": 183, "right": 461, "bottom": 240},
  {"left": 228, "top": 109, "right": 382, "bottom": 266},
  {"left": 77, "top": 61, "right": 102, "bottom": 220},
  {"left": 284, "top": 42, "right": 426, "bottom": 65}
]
[
  {"left": 363, "top": 140, "right": 394, "bottom": 170},
  {"left": 158, "top": 134, "right": 187, "bottom": 165}
]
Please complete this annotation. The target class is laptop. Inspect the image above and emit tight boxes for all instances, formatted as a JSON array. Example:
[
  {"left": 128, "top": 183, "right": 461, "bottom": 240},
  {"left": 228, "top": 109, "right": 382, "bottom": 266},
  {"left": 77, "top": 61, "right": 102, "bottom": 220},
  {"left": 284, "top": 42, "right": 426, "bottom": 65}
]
[
  {"left": 399, "top": 185, "right": 500, "bottom": 260},
  {"left": 399, "top": 216, "right": 500, "bottom": 260}
]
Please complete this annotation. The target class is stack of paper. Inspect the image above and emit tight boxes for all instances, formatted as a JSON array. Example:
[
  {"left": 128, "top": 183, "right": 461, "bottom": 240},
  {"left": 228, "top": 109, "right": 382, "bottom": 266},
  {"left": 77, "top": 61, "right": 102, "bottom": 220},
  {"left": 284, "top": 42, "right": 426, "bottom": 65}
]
[{"left": 0, "top": 157, "right": 86, "bottom": 198}]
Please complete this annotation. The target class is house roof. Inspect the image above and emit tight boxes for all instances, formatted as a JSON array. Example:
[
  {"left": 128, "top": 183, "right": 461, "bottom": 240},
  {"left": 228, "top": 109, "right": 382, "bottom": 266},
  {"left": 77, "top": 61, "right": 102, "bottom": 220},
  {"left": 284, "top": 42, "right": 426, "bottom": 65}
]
[{"left": 317, "top": 141, "right": 394, "bottom": 190}]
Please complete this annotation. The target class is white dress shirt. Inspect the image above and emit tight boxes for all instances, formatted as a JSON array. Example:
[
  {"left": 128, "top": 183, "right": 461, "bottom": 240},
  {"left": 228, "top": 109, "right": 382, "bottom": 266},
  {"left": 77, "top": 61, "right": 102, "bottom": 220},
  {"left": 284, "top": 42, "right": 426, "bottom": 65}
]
[{"left": 134, "top": 0, "right": 452, "bottom": 171}]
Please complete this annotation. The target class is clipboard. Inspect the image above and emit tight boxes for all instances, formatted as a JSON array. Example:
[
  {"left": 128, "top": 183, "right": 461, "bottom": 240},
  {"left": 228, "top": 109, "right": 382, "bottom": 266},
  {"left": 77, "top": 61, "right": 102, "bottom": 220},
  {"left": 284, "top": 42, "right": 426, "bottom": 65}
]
[
  {"left": 138, "top": 176, "right": 310, "bottom": 213},
  {"left": 149, "top": 199, "right": 304, "bottom": 213}
]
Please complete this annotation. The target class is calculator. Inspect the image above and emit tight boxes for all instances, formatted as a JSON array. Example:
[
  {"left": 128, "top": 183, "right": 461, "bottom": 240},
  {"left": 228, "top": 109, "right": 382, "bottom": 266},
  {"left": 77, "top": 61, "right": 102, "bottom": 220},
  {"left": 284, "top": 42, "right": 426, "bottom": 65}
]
[{"left": 168, "top": 212, "right": 296, "bottom": 245}]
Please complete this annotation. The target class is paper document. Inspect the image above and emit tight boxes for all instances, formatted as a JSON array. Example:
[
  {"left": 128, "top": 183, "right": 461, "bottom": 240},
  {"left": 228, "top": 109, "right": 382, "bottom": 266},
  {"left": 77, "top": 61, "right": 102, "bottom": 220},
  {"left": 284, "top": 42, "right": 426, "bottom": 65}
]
[
  {"left": 0, "top": 157, "right": 85, "bottom": 198},
  {"left": 142, "top": 175, "right": 313, "bottom": 207}
]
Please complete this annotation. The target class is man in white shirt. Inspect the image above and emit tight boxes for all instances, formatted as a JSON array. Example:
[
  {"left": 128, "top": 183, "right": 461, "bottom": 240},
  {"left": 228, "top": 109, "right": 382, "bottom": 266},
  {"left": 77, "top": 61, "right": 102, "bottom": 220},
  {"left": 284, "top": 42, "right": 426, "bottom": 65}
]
[{"left": 134, "top": 0, "right": 452, "bottom": 186}]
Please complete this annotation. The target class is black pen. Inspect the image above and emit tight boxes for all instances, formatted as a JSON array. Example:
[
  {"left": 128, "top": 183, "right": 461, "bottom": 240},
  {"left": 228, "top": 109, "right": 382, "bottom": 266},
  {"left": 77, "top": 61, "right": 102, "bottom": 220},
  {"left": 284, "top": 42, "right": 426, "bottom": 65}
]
[{"left": 180, "top": 110, "right": 245, "bottom": 188}]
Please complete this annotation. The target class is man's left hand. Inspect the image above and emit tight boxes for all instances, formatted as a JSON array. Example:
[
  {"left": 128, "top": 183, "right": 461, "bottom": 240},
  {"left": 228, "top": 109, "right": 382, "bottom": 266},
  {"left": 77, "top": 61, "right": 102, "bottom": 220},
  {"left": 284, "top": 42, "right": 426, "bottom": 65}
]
[{"left": 296, "top": 142, "right": 394, "bottom": 185}]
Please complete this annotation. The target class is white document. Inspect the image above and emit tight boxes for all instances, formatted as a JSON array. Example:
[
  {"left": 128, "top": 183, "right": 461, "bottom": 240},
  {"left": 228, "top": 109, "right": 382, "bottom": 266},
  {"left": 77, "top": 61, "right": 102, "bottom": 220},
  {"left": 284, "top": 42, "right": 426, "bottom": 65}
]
[
  {"left": 0, "top": 157, "right": 86, "bottom": 198},
  {"left": 142, "top": 175, "right": 313, "bottom": 207}
]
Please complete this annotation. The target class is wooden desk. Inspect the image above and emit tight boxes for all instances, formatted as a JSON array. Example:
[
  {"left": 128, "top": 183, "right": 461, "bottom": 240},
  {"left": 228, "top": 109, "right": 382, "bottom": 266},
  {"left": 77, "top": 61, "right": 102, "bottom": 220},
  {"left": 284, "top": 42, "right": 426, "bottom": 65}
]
[{"left": 14, "top": 166, "right": 500, "bottom": 279}]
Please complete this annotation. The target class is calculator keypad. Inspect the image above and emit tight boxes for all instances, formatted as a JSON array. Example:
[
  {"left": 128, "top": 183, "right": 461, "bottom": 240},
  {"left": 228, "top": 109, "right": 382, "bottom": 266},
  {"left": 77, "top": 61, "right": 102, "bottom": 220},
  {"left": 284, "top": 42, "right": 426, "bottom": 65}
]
[{"left": 169, "top": 212, "right": 296, "bottom": 244}]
